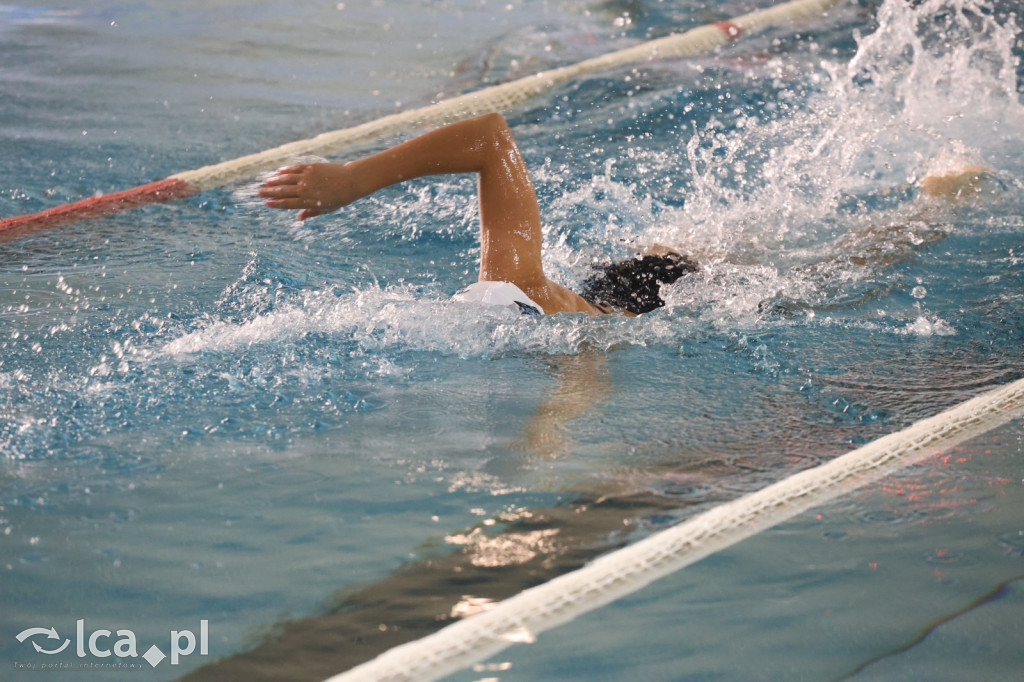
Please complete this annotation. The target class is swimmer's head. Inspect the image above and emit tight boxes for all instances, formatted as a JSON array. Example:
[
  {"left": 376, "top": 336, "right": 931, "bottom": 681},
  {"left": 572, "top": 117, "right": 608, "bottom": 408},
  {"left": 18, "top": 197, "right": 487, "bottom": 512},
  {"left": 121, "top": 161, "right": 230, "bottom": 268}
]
[{"left": 580, "top": 250, "right": 699, "bottom": 315}]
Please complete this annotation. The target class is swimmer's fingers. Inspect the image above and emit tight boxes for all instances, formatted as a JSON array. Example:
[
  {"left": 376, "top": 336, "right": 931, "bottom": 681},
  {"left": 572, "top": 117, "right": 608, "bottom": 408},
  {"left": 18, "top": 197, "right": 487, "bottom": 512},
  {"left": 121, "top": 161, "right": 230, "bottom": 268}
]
[
  {"left": 297, "top": 208, "right": 328, "bottom": 221},
  {"left": 260, "top": 196, "right": 308, "bottom": 209},
  {"left": 258, "top": 168, "right": 317, "bottom": 204},
  {"left": 258, "top": 162, "right": 355, "bottom": 218},
  {"left": 260, "top": 186, "right": 333, "bottom": 220},
  {"left": 259, "top": 166, "right": 309, "bottom": 190},
  {"left": 257, "top": 183, "right": 307, "bottom": 202},
  {"left": 275, "top": 164, "right": 312, "bottom": 175},
  {"left": 259, "top": 175, "right": 298, "bottom": 190},
  {"left": 259, "top": 196, "right": 326, "bottom": 221},
  {"left": 268, "top": 164, "right": 314, "bottom": 180},
  {"left": 259, "top": 192, "right": 316, "bottom": 213}
]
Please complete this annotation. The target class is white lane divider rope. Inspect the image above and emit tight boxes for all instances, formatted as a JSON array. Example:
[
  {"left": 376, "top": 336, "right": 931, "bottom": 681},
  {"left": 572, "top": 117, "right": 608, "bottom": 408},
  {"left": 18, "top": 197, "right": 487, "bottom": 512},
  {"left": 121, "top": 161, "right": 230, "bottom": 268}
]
[
  {"left": 1, "top": 0, "right": 846, "bottom": 233},
  {"left": 327, "top": 376, "right": 1024, "bottom": 681}
]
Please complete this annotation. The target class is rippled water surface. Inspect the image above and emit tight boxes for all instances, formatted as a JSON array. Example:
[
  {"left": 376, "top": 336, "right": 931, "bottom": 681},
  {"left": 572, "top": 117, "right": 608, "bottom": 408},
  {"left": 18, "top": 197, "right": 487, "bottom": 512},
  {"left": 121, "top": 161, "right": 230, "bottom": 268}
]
[{"left": 2, "top": 0, "right": 1022, "bottom": 680}]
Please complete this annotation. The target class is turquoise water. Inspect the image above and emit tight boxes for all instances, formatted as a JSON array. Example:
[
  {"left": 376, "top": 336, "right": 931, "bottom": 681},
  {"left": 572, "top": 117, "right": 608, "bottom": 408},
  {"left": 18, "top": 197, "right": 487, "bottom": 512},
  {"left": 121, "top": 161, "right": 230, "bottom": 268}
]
[{"left": 1, "top": 1, "right": 1022, "bottom": 680}]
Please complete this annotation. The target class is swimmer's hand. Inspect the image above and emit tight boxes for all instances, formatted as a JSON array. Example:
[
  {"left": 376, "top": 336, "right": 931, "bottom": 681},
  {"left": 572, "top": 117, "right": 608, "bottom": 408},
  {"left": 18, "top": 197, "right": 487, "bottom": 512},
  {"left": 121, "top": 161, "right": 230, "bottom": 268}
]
[
  {"left": 258, "top": 163, "right": 360, "bottom": 220},
  {"left": 919, "top": 164, "right": 991, "bottom": 200}
]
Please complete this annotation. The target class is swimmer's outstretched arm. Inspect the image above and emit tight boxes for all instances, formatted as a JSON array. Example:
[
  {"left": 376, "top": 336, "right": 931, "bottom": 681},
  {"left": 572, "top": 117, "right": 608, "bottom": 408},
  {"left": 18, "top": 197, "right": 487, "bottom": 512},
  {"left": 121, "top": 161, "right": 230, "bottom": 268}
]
[
  {"left": 259, "top": 113, "right": 601, "bottom": 314},
  {"left": 819, "top": 163, "right": 994, "bottom": 269}
]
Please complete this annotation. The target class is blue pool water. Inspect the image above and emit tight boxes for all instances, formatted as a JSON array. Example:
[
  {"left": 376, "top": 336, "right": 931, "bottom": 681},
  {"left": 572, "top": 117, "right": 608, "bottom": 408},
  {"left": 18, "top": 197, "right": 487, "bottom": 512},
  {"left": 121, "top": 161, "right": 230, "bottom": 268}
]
[{"left": 1, "top": 0, "right": 1022, "bottom": 680}]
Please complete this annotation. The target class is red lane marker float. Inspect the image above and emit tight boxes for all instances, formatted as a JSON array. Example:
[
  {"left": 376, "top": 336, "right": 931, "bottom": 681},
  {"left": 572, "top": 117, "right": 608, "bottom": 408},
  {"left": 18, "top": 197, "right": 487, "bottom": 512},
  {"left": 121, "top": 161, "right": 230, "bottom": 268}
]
[
  {"left": 0, "top": 177, "right": 196, "bottom": 235},
  {"left": 715, "top": 20, "right": 744, "bottom": 40}
]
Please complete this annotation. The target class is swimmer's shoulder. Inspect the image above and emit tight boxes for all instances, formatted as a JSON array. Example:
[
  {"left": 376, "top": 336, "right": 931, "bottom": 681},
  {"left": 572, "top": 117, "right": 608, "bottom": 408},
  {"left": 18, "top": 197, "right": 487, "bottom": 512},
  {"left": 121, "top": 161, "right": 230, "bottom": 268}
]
[{"left": 530, "top": 281, "right": 612, "bottom": 316}]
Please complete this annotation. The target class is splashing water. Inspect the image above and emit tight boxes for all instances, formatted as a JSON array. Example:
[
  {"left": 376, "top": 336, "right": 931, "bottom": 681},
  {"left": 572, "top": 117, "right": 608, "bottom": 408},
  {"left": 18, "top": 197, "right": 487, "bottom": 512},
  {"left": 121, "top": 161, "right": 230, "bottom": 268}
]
[
  {"left": 610, "top": 0, "right": 1024, "bottom": 326},
  {"left": 143, "top": 0, "right": 1023, "bottom": 361},
  {"left": 4, "top": 0, "right": 1021, "bottom": 470},
  {"left": 670, "top": 0, "right": 1019, "bottom": 235},
  {"left": 2, "top": 4, "right": 1023, "bottom": 679},
  {"left": 160, "top": 283, "right": 688, "bottom": 359}
]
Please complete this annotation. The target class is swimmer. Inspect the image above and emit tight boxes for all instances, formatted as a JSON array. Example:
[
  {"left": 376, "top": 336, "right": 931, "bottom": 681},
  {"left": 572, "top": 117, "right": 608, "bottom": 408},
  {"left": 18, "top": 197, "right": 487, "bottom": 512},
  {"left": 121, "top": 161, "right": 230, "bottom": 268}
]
[
  {"left": 258, "top": 113, "right": 697, "bottom": 316},
  {"left": 259, "top": 113, "right": 990, "bottom": 315}
]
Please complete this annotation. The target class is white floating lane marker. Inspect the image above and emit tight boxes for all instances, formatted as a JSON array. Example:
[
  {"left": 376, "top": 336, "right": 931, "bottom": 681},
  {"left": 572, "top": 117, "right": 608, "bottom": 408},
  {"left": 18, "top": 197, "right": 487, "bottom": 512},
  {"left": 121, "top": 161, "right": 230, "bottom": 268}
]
[
  {"left": 1, "top": 0, "right": 846, "bottom": 234},
  {"left": 327, "top": 376, "right": 1024, "bottom": 682}
]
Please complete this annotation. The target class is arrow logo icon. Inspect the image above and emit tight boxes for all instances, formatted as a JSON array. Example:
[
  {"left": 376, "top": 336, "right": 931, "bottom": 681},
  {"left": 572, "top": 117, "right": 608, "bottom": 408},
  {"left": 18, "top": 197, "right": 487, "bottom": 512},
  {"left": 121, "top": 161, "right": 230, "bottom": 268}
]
[
  {"left": 33, "top": 639, "right": 70, "bottom": 655},
  {"left": 16, "top": 627, "right": 71, "bottom": 655}
]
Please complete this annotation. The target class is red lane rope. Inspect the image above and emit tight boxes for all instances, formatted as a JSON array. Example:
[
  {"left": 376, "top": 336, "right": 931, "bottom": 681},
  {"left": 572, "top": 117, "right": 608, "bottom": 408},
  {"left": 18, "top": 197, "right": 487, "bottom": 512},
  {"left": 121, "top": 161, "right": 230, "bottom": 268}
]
[
  {"left": 715, "top": 21, "right": 744, "bottom": 39},
  {"left": 0, "top": 178, "right": 195, "bottom": 236},
  {"left": 1, "top": 0, "right": 844, "bottom": 239}
]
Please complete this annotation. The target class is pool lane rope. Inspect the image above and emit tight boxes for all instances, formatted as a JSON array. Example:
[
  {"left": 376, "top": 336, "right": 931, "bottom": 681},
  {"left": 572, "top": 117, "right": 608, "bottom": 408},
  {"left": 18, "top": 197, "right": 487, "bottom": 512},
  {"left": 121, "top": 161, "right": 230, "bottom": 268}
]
[
  {"left": 0, "top": 0, "right": 846, "bottom": 234},
  {"left": 327, "top": 377, "right": 1024, "bottom": 682}
]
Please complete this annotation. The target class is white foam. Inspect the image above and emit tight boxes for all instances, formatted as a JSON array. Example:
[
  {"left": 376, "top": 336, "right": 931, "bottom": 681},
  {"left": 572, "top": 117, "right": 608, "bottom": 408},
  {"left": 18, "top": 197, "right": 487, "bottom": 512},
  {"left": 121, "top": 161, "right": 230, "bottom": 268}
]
[
  {"left": 646, "top": 0, "right": 1024, "bottom": 258},
  {"left": 901, "top": 315, "right": 957, "bottom": 337},
  {"left": 160, "top": 283, "right": 689, "bottom": 360},
  {"left": 171, "top": 1, "right": 1024, "bottom": 358}
]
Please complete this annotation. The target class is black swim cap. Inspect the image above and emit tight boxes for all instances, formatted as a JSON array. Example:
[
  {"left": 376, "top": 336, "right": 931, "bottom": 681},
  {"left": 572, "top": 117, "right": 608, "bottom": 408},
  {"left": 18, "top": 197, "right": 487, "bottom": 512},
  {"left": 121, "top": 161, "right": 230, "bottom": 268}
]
[{"left": 580, "top": 251, "right": 699, "bottom": 315}]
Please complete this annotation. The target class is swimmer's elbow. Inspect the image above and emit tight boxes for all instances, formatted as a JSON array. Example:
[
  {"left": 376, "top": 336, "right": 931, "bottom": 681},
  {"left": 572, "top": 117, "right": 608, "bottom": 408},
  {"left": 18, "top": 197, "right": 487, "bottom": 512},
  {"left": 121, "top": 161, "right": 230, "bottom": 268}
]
[
  {"left": 477, "top": 112, "right": 509, "bottom": 132},
  {"left": 471, "top": 113, "right": 516, "bottom": 146}
]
